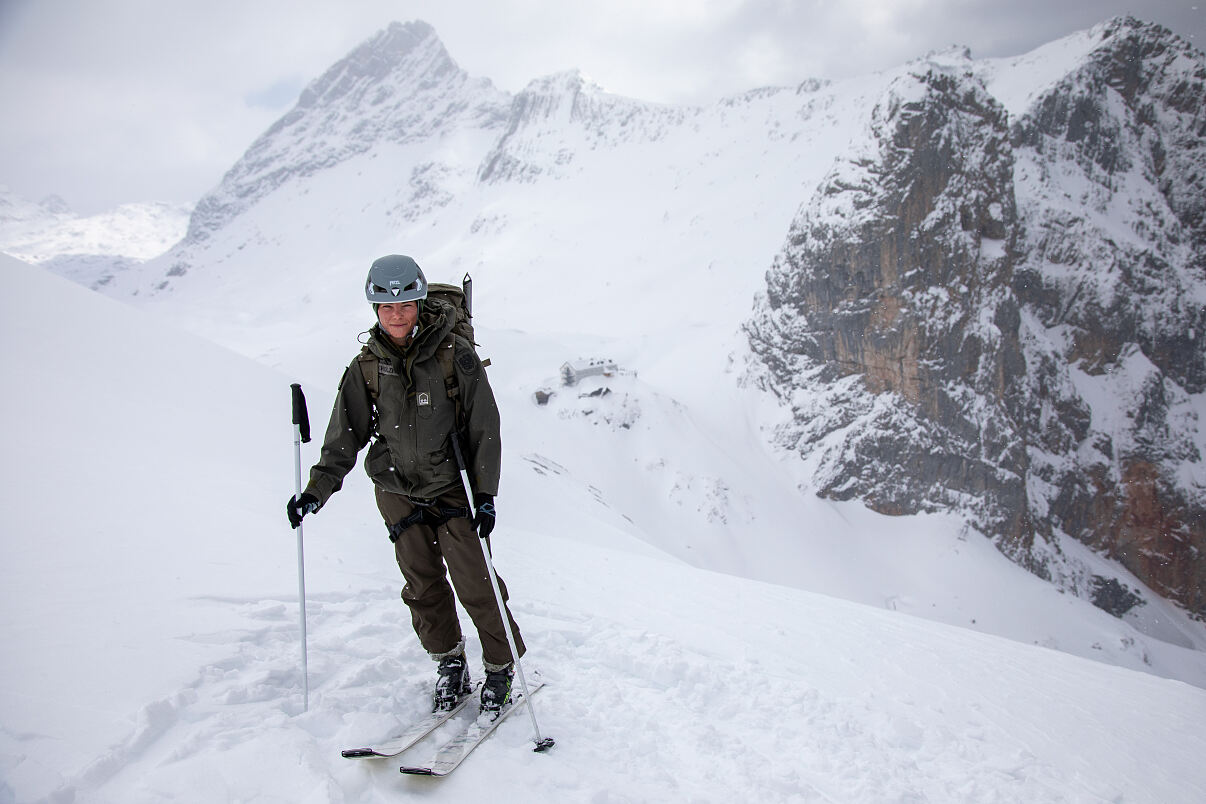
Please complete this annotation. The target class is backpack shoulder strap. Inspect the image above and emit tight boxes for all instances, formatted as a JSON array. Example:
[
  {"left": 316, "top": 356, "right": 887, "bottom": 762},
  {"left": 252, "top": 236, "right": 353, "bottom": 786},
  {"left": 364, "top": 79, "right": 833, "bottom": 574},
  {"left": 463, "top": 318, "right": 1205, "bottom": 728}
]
[
  {"left": 437, "top": 333, "right": 459, "bottom": 407},
  {"left": 438, "top": 332, "right": 493, "bottom": 432},
  {"left": 355, "top": 345, "right": 380, "bottom": 400}
]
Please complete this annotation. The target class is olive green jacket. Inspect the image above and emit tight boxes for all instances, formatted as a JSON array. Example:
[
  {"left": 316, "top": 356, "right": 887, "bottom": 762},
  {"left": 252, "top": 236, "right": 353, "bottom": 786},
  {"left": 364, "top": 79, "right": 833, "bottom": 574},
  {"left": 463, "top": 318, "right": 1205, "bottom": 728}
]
[{"left": 304, "top": 299, "right": 501, "bottom": 505}]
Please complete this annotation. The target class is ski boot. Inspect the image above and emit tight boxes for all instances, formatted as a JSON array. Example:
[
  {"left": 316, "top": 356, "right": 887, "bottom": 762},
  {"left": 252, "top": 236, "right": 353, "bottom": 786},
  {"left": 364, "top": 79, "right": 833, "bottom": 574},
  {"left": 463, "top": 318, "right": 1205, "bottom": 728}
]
[
  {"left": 433, "top": 653, "right": 472, "bottom": 712},
  {"left": 480, "top": 665, "right": 514, "bottom": 717}
]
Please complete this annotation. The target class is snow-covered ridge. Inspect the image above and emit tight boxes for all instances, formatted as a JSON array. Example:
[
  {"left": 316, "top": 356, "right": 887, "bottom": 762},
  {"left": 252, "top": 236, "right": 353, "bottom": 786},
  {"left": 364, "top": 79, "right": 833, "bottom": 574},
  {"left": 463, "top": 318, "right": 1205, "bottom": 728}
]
[
  {"left": 479, "top": 70, "right": 694, "bottom": 183},
  {"left": 0, "top": 185, "right": 188, "bottom": 264}
]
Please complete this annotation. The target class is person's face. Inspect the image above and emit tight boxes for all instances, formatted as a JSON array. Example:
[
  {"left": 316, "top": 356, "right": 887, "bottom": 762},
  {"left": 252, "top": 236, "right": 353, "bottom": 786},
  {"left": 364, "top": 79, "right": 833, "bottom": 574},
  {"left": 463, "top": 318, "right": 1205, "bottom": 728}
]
[{"left": 378, "top": 301, "right": 419, "bottom": 344}]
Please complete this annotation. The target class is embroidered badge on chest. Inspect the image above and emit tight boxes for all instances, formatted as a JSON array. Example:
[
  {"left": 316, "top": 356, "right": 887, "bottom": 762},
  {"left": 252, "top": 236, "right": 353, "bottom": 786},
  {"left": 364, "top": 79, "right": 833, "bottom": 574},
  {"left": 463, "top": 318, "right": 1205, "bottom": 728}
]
[{"left": 417, "top": 391, "right": 431, "bottom": 407}]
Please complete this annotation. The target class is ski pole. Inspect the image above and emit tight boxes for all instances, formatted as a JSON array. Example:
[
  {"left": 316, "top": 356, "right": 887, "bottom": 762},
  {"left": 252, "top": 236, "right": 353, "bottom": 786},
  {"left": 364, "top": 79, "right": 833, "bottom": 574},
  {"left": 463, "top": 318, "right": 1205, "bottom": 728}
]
[
  {"left": 290, "top": 383, "right": 312, "bottom": 712},
  {"left": 450, "top": 432, "right": 554, "bottom": 752}
]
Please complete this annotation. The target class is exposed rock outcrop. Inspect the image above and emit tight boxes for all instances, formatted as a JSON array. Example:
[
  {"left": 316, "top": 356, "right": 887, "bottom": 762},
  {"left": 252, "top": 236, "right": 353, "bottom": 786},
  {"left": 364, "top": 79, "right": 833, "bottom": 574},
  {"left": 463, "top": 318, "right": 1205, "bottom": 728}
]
[{"left": 747, "top": 18, "right": 1206, "bottom": 617}]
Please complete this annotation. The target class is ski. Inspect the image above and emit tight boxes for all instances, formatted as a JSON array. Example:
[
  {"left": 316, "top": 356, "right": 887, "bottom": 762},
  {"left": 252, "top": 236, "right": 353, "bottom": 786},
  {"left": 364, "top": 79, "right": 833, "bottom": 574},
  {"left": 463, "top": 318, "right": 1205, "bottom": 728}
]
[
  {"left": 400, "top": 681, "right": 547, "bottom": 776},
  {"left": 341, "top": 684, "right": 481, "bottom": 759}
]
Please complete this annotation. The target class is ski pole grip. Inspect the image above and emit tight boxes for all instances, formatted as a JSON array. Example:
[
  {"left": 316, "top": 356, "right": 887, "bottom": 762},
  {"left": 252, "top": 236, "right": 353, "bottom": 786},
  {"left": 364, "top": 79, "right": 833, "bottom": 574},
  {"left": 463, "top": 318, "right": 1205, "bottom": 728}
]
[{"left": 291, "top": 383, "right": 311, "bottom": 444}]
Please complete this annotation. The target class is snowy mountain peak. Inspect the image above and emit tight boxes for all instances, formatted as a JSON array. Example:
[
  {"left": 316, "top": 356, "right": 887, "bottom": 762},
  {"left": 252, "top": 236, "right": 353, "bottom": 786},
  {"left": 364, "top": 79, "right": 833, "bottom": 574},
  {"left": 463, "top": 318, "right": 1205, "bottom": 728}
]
[
  {"left": 295, "top": 20, "right": 457, "bottom": 112},
  {"left": 915, "top": 44, "right": 974, "bottom": 70},
  {"left": 497, "top": 69, "right": 599, "bottom": 134},
  {"left": 180, "top": 20, "right": 509, "bottom": 247},
  {"left": 479, "top": 69, "right": 690, "bottom": 183},
  {"left": 521, "top": 68, "right": 594, "bottom": 95},
  {"left": 1084, "top": 16, "right": 1206, "bottom": 100},
  {"left": 36, "top": 193, "right": 72, "bottom": 215},
  {"left": 1096, "top": 14, "right": 1186, "bottom": 46}
]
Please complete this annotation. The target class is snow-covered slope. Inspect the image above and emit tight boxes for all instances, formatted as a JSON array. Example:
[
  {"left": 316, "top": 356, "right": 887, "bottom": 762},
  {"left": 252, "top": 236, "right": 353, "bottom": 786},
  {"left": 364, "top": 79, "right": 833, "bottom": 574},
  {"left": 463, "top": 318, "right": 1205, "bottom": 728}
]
[
  {"left": 3, "top": 253, "right": 1205, "bottom": 803},
  {"left": 0, "top": 185, "right": 189, "bottom": 290},
  {"left": 18, "top": 19, "right": 1197, "bottom": 677},
  {"left": 0, "top": 186, "right": 188, "bottom": 264}
]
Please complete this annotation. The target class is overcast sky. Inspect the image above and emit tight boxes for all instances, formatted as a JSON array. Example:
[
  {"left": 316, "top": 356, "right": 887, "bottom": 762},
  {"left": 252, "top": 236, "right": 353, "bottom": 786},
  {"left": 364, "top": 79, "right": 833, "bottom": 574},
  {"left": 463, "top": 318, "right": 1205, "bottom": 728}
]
[{"left": 0, "top": 0, "right": 1201, "bottom": 214}]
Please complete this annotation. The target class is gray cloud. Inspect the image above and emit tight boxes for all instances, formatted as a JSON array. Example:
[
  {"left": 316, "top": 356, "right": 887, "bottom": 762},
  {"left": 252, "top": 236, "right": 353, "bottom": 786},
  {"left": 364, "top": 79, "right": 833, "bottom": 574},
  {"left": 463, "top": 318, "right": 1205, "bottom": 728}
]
[{"left": 0, "top": 0, "right": 1200, "bottom": 213}]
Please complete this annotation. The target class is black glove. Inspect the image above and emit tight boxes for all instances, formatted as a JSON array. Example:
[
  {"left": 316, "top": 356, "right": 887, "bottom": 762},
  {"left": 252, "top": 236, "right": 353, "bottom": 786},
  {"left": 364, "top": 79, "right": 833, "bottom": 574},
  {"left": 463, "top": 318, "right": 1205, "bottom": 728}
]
[
  {"left": 287, "top": 492, "right": 320, "bottom": 529},
  {"left": 473, "top": 493, "right": 496, "bottom": 540}
]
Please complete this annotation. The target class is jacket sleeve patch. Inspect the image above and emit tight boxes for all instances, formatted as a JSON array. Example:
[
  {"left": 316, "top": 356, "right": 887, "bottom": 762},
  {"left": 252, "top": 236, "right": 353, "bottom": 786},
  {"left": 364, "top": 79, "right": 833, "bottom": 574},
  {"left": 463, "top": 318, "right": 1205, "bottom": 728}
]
[{"left": 457, "top": 351, "right": 478, "bottom": 374}]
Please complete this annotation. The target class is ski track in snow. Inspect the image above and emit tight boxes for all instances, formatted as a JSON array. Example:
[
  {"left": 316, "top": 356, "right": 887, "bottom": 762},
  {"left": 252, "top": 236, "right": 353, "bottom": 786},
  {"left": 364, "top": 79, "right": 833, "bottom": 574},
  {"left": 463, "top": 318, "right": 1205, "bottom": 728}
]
[{"left": 37, "top": 582, "right": 1180, "bottom": 804}]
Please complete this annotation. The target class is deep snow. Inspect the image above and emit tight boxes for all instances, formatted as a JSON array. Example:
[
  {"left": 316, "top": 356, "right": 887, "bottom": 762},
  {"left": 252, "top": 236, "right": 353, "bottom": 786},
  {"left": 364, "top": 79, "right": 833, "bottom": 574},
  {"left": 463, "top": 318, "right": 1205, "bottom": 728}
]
[{"left": 4, "top": 251, "right": 1206, "bottom": 803}]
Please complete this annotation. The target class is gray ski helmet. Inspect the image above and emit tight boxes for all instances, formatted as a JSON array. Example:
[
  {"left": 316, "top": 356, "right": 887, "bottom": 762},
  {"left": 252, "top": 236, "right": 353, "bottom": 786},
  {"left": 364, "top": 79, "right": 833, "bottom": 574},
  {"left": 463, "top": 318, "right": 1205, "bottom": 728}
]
[{"left": 365, "top": 254, "right": 427, "bottom": 304}]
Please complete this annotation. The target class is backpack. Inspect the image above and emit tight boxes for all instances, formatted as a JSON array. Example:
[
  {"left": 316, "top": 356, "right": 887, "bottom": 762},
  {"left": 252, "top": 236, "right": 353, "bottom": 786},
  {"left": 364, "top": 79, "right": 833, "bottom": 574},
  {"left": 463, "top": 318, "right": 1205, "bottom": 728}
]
[{"left": 356, "top": 275, "right": 488, "bottom": 426}]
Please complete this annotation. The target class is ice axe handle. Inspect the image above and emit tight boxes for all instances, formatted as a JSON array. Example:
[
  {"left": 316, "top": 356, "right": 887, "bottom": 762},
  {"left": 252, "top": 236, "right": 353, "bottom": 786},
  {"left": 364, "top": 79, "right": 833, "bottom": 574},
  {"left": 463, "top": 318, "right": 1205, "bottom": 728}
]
[{"left": 291, "top": 384, "right": 311, "bottom": 444}]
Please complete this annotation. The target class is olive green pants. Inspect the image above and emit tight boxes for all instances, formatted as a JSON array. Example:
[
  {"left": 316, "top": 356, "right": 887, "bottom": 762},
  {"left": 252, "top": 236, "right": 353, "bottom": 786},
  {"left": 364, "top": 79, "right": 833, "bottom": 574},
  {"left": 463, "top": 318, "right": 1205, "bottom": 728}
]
[{"left": 374, "top": 485, "right": 525, "bottom": 669}]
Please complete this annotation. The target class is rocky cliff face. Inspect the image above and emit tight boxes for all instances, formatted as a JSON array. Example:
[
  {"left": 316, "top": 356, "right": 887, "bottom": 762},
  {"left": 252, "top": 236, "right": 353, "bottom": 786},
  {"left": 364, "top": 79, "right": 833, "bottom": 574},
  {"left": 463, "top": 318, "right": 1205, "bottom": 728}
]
[
  {"left": 746, "top": 54, "right": 1036, "bottom": 556},
  {"left": 747, "top": 18, "right": 1206, "bottom": 617},
  {"left": 1011, "top": 18, "right": 1206, "bottom": 614}
]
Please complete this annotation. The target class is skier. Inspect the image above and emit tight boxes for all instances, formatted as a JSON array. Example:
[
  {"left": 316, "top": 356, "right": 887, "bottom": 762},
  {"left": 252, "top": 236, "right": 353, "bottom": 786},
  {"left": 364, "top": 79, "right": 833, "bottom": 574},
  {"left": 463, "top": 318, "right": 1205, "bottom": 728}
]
[{"left": 287, "top": 254, "right": 524, "bottom": 715}]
